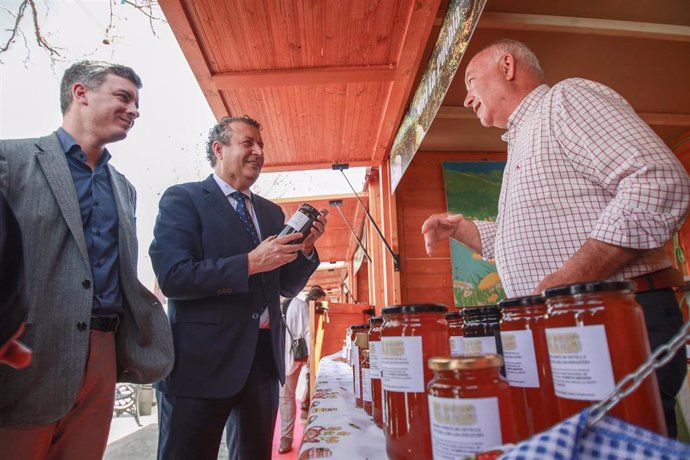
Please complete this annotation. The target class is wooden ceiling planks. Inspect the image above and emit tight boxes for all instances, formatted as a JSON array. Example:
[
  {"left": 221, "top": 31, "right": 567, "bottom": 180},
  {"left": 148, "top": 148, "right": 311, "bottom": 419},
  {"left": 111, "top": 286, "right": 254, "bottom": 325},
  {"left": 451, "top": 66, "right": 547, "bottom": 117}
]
[{"left": 159, "top": 0, "right": 444, "bottom": 171}]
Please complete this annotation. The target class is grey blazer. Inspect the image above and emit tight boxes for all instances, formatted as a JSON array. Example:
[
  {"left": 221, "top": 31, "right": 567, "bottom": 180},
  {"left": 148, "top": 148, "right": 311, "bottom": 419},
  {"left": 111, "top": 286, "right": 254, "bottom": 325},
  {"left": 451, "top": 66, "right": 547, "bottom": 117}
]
[{"left": 0, "top": 133, "right": 174, "bottom": 426}]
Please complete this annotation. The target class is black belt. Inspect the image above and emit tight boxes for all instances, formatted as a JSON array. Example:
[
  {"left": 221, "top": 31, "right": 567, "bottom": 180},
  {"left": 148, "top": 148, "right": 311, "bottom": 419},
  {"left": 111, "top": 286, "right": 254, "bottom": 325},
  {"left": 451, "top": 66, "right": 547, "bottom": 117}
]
[
  {"left": 90, "top": 315, "right": 120, "bottom": 332},
  {"left": 630, "top": 268, "right": 683, "bottom": 293}
]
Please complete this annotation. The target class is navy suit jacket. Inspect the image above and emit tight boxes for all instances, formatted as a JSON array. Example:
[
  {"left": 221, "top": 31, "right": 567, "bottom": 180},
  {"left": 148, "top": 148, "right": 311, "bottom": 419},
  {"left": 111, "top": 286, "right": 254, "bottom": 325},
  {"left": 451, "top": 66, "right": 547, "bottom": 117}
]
[{"left": 149, "top": 175, "right": 319, "bottom": 398}]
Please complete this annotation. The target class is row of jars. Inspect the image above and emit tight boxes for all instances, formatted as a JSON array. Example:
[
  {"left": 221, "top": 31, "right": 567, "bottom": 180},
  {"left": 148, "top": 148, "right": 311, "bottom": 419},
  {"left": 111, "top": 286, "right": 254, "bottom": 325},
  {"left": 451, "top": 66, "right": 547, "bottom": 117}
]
[{"left": 343, "top": 280, "right": 665, "bottom": 460}]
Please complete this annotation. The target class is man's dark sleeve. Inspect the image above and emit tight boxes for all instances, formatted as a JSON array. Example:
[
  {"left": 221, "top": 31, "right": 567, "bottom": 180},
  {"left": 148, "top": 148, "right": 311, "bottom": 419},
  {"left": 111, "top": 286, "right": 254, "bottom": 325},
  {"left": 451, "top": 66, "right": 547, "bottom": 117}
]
[{"left": 0, "top": 192, "right": 28, "bottom": 347}]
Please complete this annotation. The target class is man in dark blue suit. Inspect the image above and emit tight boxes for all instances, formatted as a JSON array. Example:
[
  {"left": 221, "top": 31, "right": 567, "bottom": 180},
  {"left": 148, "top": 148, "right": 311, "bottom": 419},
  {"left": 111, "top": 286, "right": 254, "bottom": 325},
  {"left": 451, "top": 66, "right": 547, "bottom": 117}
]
[{"left": 150, "top": 115, "right": 328, "bottom": 460}]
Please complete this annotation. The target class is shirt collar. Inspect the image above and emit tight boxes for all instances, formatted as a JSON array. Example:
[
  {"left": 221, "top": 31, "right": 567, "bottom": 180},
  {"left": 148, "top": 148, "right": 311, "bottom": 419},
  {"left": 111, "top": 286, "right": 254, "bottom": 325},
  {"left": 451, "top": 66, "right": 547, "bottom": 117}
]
[
  {"left": 501, "top": 84, "right": 550, "bottom": 143},
  {"left": 56, "top": 127, "right": 112, "bottom": 166},
  {"left": 212, "top": 173, "right": 253, "bottom": 200}
]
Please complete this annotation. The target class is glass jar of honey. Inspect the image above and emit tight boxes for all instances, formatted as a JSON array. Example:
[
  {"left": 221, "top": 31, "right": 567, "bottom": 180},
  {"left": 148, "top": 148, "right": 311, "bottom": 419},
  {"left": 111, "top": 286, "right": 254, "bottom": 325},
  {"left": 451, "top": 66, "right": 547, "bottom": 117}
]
[
  {"left": 361, "top": 349, "right": 372, "bottom": 415},
  {"left": 350, "top": 324, "right": 369, "bottom": 405},
  {"left": 499, "top": 295, "right": 558, "bottom": 433},
  {"left": 345, "top": 326, "right": 352, "bottom": 364},
  {"left": 544, "top": 281, "right": 666, "bottom": 435},
  {"left": 368, "top": 316, "right": 384, "bottom": 428},
  {"left": 381, "top": 304, "right": 449, "bottom": 460},
  {"left": 446, "top": 311, "right": 465, "bottom": 356},
  {"left": 427, "top": 354, "right": 526, "bottom": 458},
  {"left": 355, "top": 331, "right": 370, "bottom": 412},
  {"left": 463, "top": 305, "right": 502, "bottom": 357}
]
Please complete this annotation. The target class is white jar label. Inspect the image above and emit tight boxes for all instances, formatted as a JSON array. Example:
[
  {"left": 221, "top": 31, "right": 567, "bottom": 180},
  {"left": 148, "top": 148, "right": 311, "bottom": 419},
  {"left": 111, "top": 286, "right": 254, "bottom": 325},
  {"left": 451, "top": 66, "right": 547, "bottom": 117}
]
[
  {"left": 362, "top": 368, "right": 372, "bottom": 402},
  {"left": 428, "top": 395, "right": 503, "bottom": 458},
  {"left": 353, "top": 345, "right": 360, "bottom": 398},
  {"left": 464, "top": 336, "right": 497, "bottom": 355},
  {"left": 381, "top": 336, "right": 424, "bottom": 392},
  {"left": 369, "top": 340, "right": 381, "bottom": 378},
  {"left": 450, "top": 336, "right": 465, "bottom": 356},
  {"left": 286, "top": 211, "right": 310, "bottom": 230},
  {"left": 501, "top": 330, "right": 540, "bottom": 388},
  {"left": 545, "top": 325, "right": 615, "bottom": 400}
]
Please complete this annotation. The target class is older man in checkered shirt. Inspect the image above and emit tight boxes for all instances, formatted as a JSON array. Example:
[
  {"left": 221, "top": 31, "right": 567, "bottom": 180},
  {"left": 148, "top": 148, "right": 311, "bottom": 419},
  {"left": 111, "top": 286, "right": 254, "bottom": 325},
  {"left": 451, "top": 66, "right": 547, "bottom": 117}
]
[{"left": 423, "top": 39, "right": 690, "bottom": 438}]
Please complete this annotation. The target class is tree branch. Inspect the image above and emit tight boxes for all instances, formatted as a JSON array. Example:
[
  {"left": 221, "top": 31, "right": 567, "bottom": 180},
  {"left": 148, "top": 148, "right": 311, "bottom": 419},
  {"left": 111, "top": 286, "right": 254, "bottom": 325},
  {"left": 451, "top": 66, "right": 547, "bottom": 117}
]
[
  {"left": 27, "top": 0, "right": 61, "bottom": 57},
  {"left": 0, "top": 0, "right": 29, "bottom": 53}
]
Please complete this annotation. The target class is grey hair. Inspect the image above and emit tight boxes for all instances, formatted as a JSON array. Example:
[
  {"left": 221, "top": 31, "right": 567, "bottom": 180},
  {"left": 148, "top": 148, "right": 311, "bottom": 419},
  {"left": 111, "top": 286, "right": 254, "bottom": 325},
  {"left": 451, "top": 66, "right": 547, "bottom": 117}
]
[
  {"left": 483, "top": 39, "right": 545, "bottom": 81},
  {"left": 60, "top": 60, "right": 142, "bottom": 114},
  {"left": 305, "top": 285, "right": 326, "bottom": 302},
  {"left": 205, "top": 115, "right": 263, "bottom": 167}
]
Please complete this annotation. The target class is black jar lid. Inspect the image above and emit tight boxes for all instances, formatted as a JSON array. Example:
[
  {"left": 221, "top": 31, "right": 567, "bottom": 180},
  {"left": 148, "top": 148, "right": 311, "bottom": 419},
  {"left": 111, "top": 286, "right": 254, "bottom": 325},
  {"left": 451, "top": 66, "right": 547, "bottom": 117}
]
[
  {"left": 463, "top": 304, "right": 499, "bottom": 317},
  {"left": 498, "top": 295, "right": 545, "bottom": 309},
  {"left": 445, "top": 311, "right": 464, "bottom": 320},
  {"left": 350, "top": 324, "right": 370, "bottom": 330},
  {"left": 544, "top": 280, "right": 634, "bottom": 298},
  {"left": 382, "top": 304, "right": 448, "bottom": 315},
  {"left": 369, "top": 316, "right": 383, "bottom": 324}
]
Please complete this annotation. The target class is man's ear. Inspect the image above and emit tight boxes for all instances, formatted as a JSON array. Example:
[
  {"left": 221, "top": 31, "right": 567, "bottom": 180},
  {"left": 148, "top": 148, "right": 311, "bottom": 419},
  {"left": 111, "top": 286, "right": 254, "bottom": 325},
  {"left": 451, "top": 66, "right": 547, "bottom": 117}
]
[
  {"left": 501, "top": 54, "right": 516, "bottom": 81},
  {"left": 212, "top": 140, "right": 224, "bottom": 161},
  {"left": 72, "top": 83, "right": 89, "bottom": 105}
]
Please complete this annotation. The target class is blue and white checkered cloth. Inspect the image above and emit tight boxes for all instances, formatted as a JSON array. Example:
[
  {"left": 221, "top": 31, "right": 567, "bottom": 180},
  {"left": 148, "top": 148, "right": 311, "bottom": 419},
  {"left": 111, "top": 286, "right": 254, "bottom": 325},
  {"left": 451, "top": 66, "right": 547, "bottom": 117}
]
[{"left": 500, "top": 409, "right": 690, "bottom": 459}]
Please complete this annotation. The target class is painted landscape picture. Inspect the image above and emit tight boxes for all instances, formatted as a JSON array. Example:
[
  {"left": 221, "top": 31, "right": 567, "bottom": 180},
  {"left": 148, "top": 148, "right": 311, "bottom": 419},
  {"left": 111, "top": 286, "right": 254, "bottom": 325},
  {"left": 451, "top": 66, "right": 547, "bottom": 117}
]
[{"left": 443, "top": 162, "right": 506, "bottom": 307}]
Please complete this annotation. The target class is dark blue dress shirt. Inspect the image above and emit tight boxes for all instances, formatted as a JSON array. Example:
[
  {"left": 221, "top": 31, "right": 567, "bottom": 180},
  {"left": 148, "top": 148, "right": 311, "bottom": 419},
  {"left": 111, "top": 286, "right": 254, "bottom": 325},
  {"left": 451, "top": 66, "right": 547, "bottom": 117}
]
[{"left": 56, "top": 128, "right": 123, "bottom": 314}]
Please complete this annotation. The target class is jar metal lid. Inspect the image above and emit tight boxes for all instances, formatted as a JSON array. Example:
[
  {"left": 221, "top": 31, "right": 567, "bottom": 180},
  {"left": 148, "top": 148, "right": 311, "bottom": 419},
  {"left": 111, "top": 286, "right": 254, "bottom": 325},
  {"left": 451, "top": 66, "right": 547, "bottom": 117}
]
[
  {"left": 463, "top": 305, "right": 499, "bottom": 317},
  {"left": 382, "top": 304, "right": 448, "bottom": 315},
  {"left": 498, "top": 295, "right": 545, "bottom": 309},
  {"left": 350, "top": 324, "right": 370, "bottom": 330},
  {"left": 445, "top": 311, "right": 464, "bottom": 320},
  {"left": 428, "top": 354, "right": 504, "bottom": 370},
  {"left": 369, "top": 316, "right": 383, "bottom": 324},
  {"left": 544, "top": 280, "right": 634, "bottom": 298}
]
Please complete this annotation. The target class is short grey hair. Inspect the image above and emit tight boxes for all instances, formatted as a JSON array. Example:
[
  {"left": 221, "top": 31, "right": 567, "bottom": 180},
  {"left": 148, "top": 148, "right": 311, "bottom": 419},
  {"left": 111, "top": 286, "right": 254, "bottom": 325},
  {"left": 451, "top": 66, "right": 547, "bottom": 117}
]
[
  {"left": 205, "top": 115, "right": 263, "bottom": 167},
  {"left": 482, "top": 39, "right": 545, "bottom": 81},
  {"left": 60, "top": 61, "right": 142, "bottom": 114}
]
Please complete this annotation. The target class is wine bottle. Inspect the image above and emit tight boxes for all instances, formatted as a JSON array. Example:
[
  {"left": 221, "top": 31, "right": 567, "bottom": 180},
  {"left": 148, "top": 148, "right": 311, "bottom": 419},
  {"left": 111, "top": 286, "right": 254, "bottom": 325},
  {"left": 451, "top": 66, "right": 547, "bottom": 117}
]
[{"left": 278, "top": 203, "right": 320, "bottom": 244}]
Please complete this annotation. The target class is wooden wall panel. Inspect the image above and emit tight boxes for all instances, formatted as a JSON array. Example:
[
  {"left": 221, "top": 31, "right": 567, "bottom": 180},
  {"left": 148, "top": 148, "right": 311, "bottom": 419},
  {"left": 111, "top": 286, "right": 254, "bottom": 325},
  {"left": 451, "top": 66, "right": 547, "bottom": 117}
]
[{"left": 395, "top": 152, "right": 506, "bottom": 308}]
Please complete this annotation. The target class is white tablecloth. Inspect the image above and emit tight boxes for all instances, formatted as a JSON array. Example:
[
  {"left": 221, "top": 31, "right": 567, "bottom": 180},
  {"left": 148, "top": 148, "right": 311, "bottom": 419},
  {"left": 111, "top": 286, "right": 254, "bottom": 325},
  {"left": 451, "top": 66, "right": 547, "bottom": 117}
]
[{"left": 298, "top": 353, "right": 386, "bottom": 459}]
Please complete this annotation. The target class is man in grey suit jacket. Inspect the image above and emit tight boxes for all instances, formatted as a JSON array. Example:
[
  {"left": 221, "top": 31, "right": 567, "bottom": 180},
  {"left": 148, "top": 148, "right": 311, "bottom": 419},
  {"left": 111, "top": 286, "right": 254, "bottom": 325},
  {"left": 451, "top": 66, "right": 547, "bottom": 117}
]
[{"left": 0, "top": 61, "right": 174, "bottom": 459}]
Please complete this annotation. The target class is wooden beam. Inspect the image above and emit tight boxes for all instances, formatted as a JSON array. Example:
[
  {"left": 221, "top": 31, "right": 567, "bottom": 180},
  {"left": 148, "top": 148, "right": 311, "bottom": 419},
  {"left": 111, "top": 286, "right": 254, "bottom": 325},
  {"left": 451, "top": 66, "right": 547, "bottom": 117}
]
[
  {"left": 478, "top": 12, "right": 690, "bottom": 42},
  {"left": 261, "top": 159, "right": 375, "bottom": 172},
  {"left": 436, "top": 106, "right": 690, "bottom": 126},
  {"left": 158, "top": 0, "right": 227, "bottom": 119},
  {"left": 212, "top": 65, "right": 397, "bottom": 89},
  {"left": 371, "top": 0, "right": 444, "bottom": 166},
  {"left": 272, "top": 192, "right": 367, "bottom": 204}
]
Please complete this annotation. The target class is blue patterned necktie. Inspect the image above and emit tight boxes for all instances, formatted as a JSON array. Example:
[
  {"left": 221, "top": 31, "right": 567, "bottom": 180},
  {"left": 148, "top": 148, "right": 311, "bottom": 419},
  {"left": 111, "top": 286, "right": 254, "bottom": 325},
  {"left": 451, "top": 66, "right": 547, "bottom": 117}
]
[{"left": 230, "top": 191, "right": 260, "bottom": 247}]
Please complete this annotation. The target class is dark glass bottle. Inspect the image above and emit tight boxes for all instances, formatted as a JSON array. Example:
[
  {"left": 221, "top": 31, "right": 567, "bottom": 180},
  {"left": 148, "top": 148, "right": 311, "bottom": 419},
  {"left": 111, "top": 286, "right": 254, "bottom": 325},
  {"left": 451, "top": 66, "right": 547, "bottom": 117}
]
[{"left": 278, "top": 203, "right": 320, "bottom": 243}]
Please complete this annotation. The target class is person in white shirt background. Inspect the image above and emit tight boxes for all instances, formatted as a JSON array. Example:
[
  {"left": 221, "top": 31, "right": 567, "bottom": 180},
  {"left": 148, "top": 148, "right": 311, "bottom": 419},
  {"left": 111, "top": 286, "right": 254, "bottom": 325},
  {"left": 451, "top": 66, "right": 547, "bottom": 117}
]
[{"left": 278, "top": 285, "right": 326, "bottom": 454}]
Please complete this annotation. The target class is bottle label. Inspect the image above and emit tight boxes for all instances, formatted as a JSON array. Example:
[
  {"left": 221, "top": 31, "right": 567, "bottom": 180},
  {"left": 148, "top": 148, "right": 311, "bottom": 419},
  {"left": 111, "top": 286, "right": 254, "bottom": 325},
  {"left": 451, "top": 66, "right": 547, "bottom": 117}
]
[
  {"left": 545, "top": 325, "right": 615, "bottom": 400},
  {"left": 428, "top": 395, "right": 503, "bottom": 458},
  {"left": 369, "top": 340, "right": 381, "bottom": 378},
  {"left": 362, "top": 368, "right": 372, "bottom": 402},
  {"left": 464, "top": 336, "right": 497, "bottom": 355},
  {"left": 353, "top": 345, "right": 360, "bottom": 398},
  {"left": 286, "top": 211, "right": 311, "bottom": 232},
  {"left": 500, "top": 330, "right": 540, "bottom": 388},
  {"left": 450, "top": 336, "right": 465, "bottom": 356},
  {"left": 381, "top": 336, "right": 424, "bottom": 392}
]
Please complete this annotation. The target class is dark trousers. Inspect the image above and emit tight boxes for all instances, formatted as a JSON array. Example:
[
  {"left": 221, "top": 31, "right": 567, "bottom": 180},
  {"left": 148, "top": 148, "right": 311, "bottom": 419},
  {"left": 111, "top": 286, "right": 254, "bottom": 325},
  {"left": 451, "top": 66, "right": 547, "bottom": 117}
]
[
  {"left": 157, "top": 330, "right": 279, "bottom": 460},
  {"left": 636, "top": 288, "right": 687, "bottom": 439}
]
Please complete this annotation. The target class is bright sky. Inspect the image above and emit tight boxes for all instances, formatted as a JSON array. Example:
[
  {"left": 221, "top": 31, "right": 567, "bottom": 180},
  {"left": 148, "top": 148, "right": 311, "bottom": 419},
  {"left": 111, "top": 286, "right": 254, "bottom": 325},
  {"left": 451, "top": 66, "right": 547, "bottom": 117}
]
[{"left": 0, "top": 0, "right": 365, "bottom": 288}]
